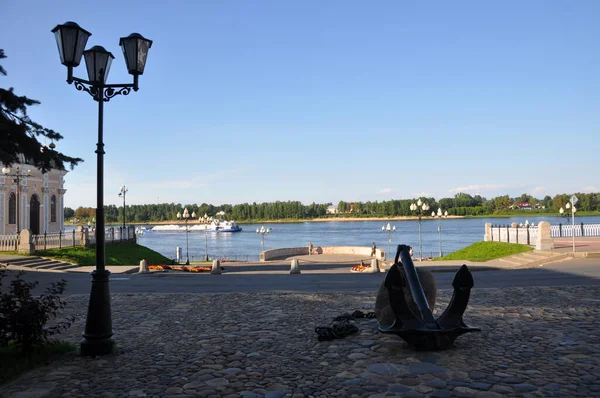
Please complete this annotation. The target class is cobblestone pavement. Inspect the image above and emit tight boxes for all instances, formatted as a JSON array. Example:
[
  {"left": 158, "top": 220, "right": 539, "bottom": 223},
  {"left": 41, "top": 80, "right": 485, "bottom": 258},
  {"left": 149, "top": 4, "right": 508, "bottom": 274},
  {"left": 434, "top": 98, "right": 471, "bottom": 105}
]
[{"left": 2, "top": 286, "right": 600, "bottom": 398}]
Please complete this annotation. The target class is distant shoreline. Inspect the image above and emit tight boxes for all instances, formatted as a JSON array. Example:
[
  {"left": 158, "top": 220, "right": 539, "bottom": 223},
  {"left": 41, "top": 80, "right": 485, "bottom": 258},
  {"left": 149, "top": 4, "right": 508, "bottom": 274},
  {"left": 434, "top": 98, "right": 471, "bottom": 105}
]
[
  {"left": 93, "top": 212, "right": 600, "bottom": 227},
  {"left": 129, "top": 215, "right": 465, "bottom": 226}
]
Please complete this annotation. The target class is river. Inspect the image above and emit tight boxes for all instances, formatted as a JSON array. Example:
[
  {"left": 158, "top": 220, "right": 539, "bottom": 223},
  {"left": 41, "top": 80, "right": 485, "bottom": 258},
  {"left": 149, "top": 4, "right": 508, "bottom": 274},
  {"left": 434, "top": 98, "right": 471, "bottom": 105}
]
[{"left": 117, "top": 215, "right": 600, "bottom": 262}]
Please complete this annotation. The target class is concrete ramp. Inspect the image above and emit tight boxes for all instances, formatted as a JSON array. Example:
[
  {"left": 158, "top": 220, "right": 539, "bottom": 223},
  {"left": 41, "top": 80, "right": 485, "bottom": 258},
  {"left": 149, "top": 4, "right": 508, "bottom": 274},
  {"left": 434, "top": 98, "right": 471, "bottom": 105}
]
[{"left": 497, "top": 251, "right": 571, "bottom": 268}]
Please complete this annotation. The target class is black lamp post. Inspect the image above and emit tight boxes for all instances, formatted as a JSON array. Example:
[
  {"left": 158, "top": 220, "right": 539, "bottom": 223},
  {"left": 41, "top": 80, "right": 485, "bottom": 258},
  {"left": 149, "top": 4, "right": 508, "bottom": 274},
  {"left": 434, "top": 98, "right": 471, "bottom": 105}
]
[
  {"left": 2, "top": 167, "right": 31, "bottom": 234},
  {"left": 177, "top": 208, "right": 196, "bottom": 265},
  {"left": 118, "top": 185, "right": 128, "bottom": 232},
  {"left": 410, "top": 199, "right": 430, "bottom": 261},
  {"left": 51, "top": 21, "right": 152, "bottom": 356}
]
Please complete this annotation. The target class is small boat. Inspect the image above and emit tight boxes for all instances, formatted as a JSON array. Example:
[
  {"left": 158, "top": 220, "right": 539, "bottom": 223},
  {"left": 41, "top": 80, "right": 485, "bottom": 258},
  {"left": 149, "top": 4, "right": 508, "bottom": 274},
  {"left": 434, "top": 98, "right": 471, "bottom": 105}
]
[
  {"left": 206, "top": 219, "right": 242, "bottom": 233},
  {"left": 135, "top": 227, "right": 150, "bottom": 236}
]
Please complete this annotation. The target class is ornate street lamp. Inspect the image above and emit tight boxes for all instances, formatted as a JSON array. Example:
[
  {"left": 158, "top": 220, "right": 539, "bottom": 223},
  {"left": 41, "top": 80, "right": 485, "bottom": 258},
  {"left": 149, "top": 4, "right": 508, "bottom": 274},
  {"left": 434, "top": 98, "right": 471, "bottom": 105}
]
[
  {"left": 431, "top": 208, "right": 448, "bottom": 257},
  {"left": 52, "top": 21, "right": 152, "bottom": 356},
  {"left": 118, "top": 185, "right": 128, "bottom": 233},
  {"left": 410, "top": 198, "right": 430, "bottom": 261},
  {"left": 560, "top": 195, "right": 578, "bottom": 253},
  {"left": 256, "top": 226, "right": 271, "bottom": 252},
  {"left": 2, "top": 167, "right": 31, "bottom": 234},
  {"left": 177, "top": 208, "right": 195, "bottom": 265},
  {"left": 381, "top": 223, "right": 396, "bottom": 260}
]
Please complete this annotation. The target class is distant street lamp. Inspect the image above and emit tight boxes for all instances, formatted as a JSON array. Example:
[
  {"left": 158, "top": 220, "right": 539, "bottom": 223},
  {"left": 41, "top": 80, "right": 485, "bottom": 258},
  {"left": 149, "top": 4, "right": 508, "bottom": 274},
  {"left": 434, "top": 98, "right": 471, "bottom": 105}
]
[
  {"left": 560, "top": 195, "right": 578, "bottom": 253},
  {"left": 118, "top": 185, "right": 128, "bottom": 231},
  {"left": 2, "top": 167, "right": 31, "bottom": 234},
  {"left": 410, "top": 199, "right": 430, "bottom": 261},
  {"left": 52, "top": 21, "right": 152, "bottom": 356},
  {"left": 432, "top": 208, "right": 448, "bottom": 257},
  {"left": 256, "top": 226, "right": 271, "bottom": 251},
  {"left": 177, "top": 208, "right": 196, "bottom": 265},
  {"left": 381, "top": 223, "right": 396, "bottom": 260},
  {"left": 199, "top": 214, "right": 209, "bottom": 261}
]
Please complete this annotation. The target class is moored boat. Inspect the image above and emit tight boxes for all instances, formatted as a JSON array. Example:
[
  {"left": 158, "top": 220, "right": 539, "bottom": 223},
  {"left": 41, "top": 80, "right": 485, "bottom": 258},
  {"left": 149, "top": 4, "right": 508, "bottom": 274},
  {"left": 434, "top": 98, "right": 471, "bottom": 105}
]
[{"left": 206, "top": 219, "right": 242, "bottom": 233}]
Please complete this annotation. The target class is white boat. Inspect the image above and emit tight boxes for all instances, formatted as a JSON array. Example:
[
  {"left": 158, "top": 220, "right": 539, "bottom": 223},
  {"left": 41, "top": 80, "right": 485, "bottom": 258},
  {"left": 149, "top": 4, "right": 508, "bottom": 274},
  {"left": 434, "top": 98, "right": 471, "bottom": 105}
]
[{"left": 206, "top": 219, "right": 242, "bottom": 233}]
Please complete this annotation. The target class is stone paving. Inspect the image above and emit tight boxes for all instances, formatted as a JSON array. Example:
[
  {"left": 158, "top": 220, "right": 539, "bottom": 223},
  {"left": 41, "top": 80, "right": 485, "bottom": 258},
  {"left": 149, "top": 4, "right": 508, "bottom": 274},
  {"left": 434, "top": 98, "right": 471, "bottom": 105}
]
[{"left": 2, "top": 286, "right": 600, "bottom": 398}]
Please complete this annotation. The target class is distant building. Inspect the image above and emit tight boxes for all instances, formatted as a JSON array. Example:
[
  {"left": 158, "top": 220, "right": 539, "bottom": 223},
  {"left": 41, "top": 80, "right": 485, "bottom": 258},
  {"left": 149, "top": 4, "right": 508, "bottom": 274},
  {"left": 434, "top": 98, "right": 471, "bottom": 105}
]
[
  {"left": 517, "top": 202, "right": 532, "bottom": 210},
  {"left": 326, "top": 205, "right": 338, "bottom": 214},
  {"left": 1, "top": 156, "right": 68, "bottom": 235}
]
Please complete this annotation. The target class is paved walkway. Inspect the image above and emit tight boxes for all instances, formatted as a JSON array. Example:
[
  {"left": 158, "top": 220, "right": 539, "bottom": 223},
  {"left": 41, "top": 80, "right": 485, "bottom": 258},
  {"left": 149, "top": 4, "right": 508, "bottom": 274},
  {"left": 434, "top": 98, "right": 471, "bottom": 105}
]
[
  {"left": 1, "top": 286, "right": 599, "bottom": 397},
  {"left": 552, "top": 237, "right": 600, "bottom": 255}
]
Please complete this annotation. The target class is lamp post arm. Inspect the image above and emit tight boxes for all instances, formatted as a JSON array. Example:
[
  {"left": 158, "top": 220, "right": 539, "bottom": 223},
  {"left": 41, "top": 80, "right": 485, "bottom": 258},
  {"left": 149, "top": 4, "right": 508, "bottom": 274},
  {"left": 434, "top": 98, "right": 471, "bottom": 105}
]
[{"left": 71, "top": 76, "right": 137, "bottom": 102}]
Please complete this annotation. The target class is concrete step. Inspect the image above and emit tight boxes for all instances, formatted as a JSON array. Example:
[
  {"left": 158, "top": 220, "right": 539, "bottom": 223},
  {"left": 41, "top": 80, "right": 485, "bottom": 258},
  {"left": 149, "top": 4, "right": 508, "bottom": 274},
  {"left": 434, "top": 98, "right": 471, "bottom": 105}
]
[
  {"left": 1, "top": 256, "right": 79, "bottom": 272},
  {"left": 3, "top": 256, "right": 44, "bottom": 266},
  {"left": 519, "top": 252, "right": 550, "bottom": 260},
  {"left": 498, "top": 257, "right": 530, "bottom": 265},
  {"left": 530, "top": 250, "right": 557, "bottom": 257},
  {"left": 34, "top": 260, "right": 73, "bottom": 270}
]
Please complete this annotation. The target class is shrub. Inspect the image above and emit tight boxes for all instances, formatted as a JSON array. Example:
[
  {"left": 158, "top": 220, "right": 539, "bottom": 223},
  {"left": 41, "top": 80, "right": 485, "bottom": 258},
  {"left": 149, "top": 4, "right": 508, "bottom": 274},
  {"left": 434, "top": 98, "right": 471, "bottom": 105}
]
[{"left": 0, "top": 266, "right": 74, "bottom": 355}]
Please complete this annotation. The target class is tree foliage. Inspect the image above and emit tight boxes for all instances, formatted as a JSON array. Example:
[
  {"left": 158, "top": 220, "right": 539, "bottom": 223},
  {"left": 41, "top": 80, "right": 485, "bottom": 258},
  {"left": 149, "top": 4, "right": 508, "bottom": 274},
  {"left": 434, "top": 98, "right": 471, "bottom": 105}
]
[{"left": 0, "top": 49, "right": 82, "bottom": 172}]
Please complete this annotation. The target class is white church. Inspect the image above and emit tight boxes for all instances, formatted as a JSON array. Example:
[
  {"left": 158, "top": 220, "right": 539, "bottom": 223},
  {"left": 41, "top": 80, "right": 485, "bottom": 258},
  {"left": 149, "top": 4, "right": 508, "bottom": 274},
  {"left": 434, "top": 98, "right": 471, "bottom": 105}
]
[{"left": 1, "top": 156, "right": 67, "bottom": 235}]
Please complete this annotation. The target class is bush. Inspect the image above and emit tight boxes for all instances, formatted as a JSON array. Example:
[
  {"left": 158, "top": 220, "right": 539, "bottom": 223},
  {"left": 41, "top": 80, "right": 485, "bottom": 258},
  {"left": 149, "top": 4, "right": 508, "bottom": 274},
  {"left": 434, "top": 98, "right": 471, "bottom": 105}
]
[{"left": 0, "top": 266, "right": 74, "bottom": 355}]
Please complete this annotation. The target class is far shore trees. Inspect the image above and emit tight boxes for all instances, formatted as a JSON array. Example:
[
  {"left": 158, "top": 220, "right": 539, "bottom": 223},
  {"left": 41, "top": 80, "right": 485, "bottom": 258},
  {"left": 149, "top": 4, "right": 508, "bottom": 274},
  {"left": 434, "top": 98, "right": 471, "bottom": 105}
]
[{"left": 63, "top": 191, "right": 600, "bottom": 224}]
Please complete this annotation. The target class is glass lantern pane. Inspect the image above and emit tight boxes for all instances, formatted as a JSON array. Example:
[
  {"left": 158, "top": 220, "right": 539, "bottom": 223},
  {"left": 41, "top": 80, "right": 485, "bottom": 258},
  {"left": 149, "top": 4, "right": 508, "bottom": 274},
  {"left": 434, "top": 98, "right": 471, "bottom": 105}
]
[
  {"left": 103, "top": 55, "right": 113, "bottom": 83},
  {"left": 53, "top": 30, "right": 65, "bottom": 64},
  {"left": 122, "top": 39, "right": 137, "bottom": 73},
  {"left": 84, "top": 51, "right": 95, "bottom": 82},
  {"left": 74, "top": 30, "right": 90, "bottom": 66},
  {"left": 136, "top": 39, "right": 151, "bottom": 73},
  {"left": 62, "top": 27, "right": 77, "bottom": 64}
]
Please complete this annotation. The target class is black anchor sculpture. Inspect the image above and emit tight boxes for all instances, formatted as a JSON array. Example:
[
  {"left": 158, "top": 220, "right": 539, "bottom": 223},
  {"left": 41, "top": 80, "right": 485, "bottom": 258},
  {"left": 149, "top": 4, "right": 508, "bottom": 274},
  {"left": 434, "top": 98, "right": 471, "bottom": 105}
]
[{"left": 378, "top": 244, "right": 480, "bottom": 350}]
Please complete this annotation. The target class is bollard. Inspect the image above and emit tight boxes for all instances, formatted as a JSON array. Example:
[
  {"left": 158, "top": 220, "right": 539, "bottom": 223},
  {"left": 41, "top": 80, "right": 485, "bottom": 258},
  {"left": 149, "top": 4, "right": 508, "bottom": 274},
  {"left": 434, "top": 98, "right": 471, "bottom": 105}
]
[
  {"left": 290, "top": 258, "right": 301, "bottom": 274},
  {"left": 176, "top": 247, "right": 182, "bottom": 263},
  {"left": 211, "top": 260, "right": 222, "bottom": 274},
  {"left": 139, "top": 259, "right": 148, "bottom": 273},
  {"left": 369, "top": 258, "right": 379, "bottom": 273}
]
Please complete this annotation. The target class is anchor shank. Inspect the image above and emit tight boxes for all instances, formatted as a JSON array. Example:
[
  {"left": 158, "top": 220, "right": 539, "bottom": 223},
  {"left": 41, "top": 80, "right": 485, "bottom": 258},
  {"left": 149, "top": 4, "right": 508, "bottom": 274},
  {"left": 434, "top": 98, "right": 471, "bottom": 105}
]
[{"left": 397, "top": 245, "right": 438, "bottom": 329}]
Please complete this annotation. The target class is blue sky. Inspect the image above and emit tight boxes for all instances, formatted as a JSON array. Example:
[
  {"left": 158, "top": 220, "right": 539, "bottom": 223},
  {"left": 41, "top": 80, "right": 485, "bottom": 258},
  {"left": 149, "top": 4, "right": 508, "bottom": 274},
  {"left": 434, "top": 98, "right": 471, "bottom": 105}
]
[{"left": 2, "top": 0, "right": 599, "bottom": 209}]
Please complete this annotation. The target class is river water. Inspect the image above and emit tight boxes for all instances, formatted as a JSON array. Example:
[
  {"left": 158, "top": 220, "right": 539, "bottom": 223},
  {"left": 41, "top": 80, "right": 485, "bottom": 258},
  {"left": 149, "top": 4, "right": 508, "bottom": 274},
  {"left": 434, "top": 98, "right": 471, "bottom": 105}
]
[{"left": 116, "top": 215, "right": 600, "bottom": 262}]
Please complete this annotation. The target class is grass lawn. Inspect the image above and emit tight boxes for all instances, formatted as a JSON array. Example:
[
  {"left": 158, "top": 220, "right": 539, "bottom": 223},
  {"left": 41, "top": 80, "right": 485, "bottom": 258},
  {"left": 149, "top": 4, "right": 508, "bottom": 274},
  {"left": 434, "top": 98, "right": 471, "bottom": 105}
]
[
  {"left": 433, "top": 241, "right": 533, "bottom": 262},
  {"left": 36, "top": 242, "right": 171, "bottom": 266},
  {"left": 0, "top": 341, "right": 76, "bottom": 385}
]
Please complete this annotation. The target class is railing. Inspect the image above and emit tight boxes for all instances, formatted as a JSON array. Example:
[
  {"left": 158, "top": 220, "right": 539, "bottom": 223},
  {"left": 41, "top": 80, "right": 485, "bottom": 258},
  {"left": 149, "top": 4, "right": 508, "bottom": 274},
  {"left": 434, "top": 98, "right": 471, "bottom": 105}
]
[
  {"left": 488, "top": 222, "right": 600, "bottom": 246},
  {"left": 0, "top": 233, "right": 19, "bottom": 251},
  {"left": 31, "top": 230, "right": 83, "bottom": 250},
  {"left": 551, "top": 223, "right": 600, "bottom": 238},
  {"left": 489, "top": 225, "right": 536, "bottom": 246},
  {"left": 87, "top": 226, "right": 135, "bottom": 245},
  {"left": 28, "top": 226, "right": 135, "bottom": 251}
]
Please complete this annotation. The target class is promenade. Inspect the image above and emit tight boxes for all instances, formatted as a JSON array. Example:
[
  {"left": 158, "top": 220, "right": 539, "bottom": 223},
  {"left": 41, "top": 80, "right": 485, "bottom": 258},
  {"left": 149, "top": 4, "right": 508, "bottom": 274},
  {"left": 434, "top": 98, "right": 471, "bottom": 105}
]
[{"left": 1, "top": 285, "right": 599, "bottom": 398}]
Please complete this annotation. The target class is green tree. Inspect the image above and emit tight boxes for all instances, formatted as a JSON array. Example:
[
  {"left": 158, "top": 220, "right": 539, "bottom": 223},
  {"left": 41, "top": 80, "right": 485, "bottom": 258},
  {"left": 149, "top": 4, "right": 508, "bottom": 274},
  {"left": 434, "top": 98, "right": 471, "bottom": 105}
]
[
  {"left": 0, "top": 49, "right": 82, "bottom": 172},
  {"left": 64, "top": 207, "right": 75, "bottom": 219}
]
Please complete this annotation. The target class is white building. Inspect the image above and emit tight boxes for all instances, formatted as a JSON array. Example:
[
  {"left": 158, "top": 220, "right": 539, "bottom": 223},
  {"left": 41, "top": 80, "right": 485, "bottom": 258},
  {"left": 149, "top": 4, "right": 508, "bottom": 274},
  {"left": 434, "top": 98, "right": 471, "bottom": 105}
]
[{"left": 1, "top": 158, "right": 67, "bottom": 235}]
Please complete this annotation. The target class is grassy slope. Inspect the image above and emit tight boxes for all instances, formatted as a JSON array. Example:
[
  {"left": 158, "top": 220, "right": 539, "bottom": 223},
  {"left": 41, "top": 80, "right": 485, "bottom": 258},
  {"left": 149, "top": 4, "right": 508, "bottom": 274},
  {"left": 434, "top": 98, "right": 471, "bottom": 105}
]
[
  {"left": 36, "top": 242, "right": 171, "bottom": 266},
  {"left": 433, "top": 241, "right": 533, "bottom": 262}
]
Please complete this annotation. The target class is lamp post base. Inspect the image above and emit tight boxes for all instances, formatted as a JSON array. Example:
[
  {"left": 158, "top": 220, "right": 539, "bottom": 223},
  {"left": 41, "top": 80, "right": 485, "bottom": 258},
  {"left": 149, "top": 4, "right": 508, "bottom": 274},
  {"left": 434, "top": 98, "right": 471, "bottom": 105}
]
[{"left": 80, "top": 269, "right": 115, "bottom": 356}]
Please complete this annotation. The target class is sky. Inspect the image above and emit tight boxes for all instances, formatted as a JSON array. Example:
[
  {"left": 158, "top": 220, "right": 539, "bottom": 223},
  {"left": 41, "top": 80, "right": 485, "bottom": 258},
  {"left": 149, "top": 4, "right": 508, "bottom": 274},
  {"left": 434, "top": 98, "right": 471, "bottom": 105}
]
[{"left": 1, "top": 0, "right": 599, "bottom": 209}]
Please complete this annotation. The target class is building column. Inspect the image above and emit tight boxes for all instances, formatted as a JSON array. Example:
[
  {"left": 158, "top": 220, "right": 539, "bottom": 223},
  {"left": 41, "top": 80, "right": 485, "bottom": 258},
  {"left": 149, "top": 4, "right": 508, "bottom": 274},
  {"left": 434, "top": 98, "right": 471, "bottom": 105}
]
[
  {"left": 0, "top": 186, "right": 6, "bottom": 235},
  {"left": 43, "top": 187, "right": 49, "bottom": 233},
  {"left": 21, "top": 186, "right": 28, "bottom": 232},
  {"left": 59, "top": 188, "right": 67, "bottom": 231}
]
